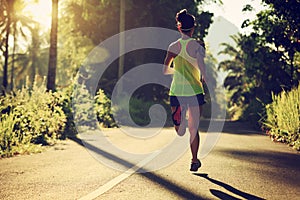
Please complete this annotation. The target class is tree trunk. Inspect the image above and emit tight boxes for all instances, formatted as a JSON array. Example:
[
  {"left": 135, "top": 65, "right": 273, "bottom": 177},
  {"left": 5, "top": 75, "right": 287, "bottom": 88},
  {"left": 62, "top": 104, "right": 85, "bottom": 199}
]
[
  {"left": 30, "top": 25, "right": 40, "bottom": 85},
  {"left": 117, "top": 0, "right": 125, "bottom": 95},
  {"left": 2, "top": 0, "right": 13, "bottom": 92},
  {"left": 47, "top": 0, "right": 58, "bottom": 91},
  {"left": 11, "top": 14, "right": 17, "bottom": 91}
]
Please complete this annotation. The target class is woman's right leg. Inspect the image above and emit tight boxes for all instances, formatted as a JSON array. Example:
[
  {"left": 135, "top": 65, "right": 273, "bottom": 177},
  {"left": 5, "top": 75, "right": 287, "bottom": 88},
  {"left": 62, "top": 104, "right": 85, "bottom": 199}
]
[{"left": 171, "top": 106, "right": 187, "bottom": 136}]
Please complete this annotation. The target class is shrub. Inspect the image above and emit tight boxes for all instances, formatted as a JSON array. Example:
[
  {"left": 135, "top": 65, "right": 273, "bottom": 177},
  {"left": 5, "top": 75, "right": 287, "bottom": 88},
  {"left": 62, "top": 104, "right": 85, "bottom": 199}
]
[
  {"left": 54, "top": 85, "right": 77, "bottom": 138},
  {"left": 112, "top": 95, "right": 171, "bottom": 127},
  {"left": 0, "top": 112, "right": 44, "bottom": 157},
  {"left": 0, "top": 113, "right": 19, "bottom": 156},
  {"left": 241, "top": 98, "right": 264, "bottom": 129},
  {"left": 72, "top": 85, "right": 118, "bottom": 129},
  {"left": 94, "top": 89, "right": 117, "bottom": 128},
  {"left": 72, "top": 83, "right": 98, "bottom": 129},
  {"left": 261, "top": 84, "right": 300, "bottom": 150},
  {"left": 0, "top": 81, "right": 66, "bottom": 157}
]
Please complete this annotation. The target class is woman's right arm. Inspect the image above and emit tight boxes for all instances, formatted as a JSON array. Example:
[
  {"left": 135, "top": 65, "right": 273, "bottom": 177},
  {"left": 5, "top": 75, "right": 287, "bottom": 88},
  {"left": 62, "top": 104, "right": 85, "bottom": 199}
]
[
  {"left": 163, "top": 50, "right": 175, "bottom": 75},
  {"left": 163, "top": 43, "right": 178, "bottom": 75}
]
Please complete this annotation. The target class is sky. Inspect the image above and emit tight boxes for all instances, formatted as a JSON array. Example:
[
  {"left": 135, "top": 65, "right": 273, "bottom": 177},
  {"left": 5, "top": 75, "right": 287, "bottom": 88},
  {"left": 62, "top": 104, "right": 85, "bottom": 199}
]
[
  {"left": 201, "top": 0, "right": 267, "bottom": 32},
  {"left": 22, "top": 0, "right": 267, "bottom": 33},
  {"left": 23, "top": 0, "right": 52, "bottom": 30}
]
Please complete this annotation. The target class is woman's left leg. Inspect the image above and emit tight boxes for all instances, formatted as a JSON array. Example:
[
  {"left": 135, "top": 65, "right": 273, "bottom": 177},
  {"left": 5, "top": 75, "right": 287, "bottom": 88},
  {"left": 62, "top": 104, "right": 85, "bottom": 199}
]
[{"left": 188, "top": 105, "right": 202, "bottom": 163}]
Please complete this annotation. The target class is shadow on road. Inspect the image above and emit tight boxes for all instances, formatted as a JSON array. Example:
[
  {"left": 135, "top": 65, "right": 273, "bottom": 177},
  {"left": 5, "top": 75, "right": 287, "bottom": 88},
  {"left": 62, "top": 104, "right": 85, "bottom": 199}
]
[
  {"left": 217, "top": 148, "right": 300, "bottom": 187},
  {"left": 194, "top": 173, "right": 265, "bottom": 200},
  {"left": 69, "top": 136, "right": 205, "bottom": 199},
  {"left": 199, "top": 120, "right": 264, "bottom": 135},
  {"left": 210, "top": 189, "right": 241, "bottom": 200}
]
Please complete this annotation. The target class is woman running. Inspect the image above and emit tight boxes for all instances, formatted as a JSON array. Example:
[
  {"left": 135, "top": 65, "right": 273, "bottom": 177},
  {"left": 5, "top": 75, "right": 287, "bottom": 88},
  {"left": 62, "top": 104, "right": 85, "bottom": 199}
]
[{"left": 163, "top": 9, "right": 207, "bottom": 172}]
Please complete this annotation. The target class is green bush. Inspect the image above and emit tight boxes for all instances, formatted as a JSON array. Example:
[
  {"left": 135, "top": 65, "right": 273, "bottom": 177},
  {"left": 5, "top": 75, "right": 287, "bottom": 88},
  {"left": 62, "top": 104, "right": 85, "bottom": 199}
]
[
  {"left": 0, "top": 80, "right": 124, "bottom": 156},
  {"left": 0, "top": 82, "right": 66, "bottom": 157},
  {"left": 74, "top": 86, "right": 172, "bottom": 128},
  {"left": 112, "top": 95, "right": 171, "bottom": 127},
  {"left": 94, "top": 89, "right": 117, "bottom": 128},
  {"left": 72, "top": 83, "right": 97, "bottom": 128},
  {"left": 1, "top": 79, "right": 176, "bottom": 156},
  {"left": 54, "top": 86, "right": 77, "bottom": 138},
  {"left": 262, "top": 84, "right": 300, "bottom": 150},
  {"left": 72, "top": 85, "right": 117, "bottom": 129},
  {"left": 0, "top": 112, "right": 44, "bottom": 156},
  {"left": 241, "top": 98, "right": 264, "bottom": 128}
]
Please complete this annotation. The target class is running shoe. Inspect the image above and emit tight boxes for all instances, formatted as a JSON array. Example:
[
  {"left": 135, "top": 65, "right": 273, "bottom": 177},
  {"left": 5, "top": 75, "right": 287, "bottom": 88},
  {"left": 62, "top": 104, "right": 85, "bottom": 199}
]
[{"left": 190, "top": 159, "right": 201, "bottom": 172}]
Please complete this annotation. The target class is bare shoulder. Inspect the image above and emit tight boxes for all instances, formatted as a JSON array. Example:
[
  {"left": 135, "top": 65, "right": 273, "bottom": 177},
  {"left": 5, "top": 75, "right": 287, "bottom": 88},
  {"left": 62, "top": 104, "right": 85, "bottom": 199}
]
[
  {"left": 168, "top": 40, "right": 181, "bottom": 54},
  {"left": 188, "top": 39, "right": 204, "bottom": 50},
  {"left": 186, "top": 39, "right": 204, "bottom": 58},
  {"left": 188, "top": 39, "right": 205, "bottom": 57}
]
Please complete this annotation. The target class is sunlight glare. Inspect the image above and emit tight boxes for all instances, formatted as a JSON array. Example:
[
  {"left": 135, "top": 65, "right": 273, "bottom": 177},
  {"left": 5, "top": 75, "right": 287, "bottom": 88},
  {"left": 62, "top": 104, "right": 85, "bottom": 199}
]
[{"left": 23, "top": 0, "right": 52, "bottom": 31}]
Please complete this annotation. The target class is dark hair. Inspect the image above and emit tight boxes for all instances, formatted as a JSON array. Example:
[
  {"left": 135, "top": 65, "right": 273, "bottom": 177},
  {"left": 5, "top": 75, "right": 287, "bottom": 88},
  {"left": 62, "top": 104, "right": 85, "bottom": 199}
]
[{"left": 176, "top": 9, "right": 195, "bottom": 32}]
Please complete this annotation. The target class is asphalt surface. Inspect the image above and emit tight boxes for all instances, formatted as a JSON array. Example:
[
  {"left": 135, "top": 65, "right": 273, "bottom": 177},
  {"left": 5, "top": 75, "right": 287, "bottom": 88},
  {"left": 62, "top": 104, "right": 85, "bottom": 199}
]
[{"left": 0, "top": 121, "right": 299, "bottom": 200}]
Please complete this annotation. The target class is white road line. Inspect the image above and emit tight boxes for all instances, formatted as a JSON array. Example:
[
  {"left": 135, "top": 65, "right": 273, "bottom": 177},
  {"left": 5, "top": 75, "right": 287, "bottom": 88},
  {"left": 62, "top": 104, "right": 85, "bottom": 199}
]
[{"left": 79, "top": 150, "right": 161, "bottom": 200}]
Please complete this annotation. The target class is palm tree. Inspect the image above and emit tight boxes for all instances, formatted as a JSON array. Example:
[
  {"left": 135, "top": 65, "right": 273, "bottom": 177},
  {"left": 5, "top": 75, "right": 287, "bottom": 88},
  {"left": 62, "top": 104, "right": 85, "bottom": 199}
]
[
  {"left": 12, "top": 23, "right": 48, "bottom": 88},
  {"left": 218, "top": 34, "right": 252, "bottom": 111},
  {"left": 47, "top": 0, "right": 58, "bottom": 91},
  {"left": 0, "top": 0, "right": 38, "bottom": 91},
  {"left": 11, "top": 3, "right": 39, "bottom": 89}
]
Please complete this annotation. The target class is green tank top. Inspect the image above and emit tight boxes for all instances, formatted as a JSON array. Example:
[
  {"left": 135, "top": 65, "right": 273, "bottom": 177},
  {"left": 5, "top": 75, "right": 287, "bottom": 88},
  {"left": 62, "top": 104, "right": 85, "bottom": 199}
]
[{"left": 169, "top": 38, "right": 204, "bottom": 96}]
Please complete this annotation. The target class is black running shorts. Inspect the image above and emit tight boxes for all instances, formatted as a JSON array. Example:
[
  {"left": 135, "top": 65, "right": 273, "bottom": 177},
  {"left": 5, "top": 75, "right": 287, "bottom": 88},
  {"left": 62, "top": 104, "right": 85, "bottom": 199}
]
[{"left": 170, "top": 94, "right": 206, "bottom": 107}]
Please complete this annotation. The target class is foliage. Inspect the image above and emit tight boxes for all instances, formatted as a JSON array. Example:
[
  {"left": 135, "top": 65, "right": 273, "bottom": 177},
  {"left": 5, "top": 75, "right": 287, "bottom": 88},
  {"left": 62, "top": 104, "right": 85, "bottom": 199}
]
[
  {"left": 72, "top": 83, "right": 117, "bottom": 129},
  {"left": 240, "top": 98, "right": 264, "bottom": 128},
  {"left": 94, "top": 89, "right": 117, "bottom": 128},
  {"left": 59, "top": 0, "right": 219, "bottom": 127},
  {"left": 219, "top": 34, "right": 248, "bottom": 106},
  {"left": 59, "top": 0, "right": 216, "bottom": 100},
  {"left": 0, "top": 80, "right": 124, "bottom": 157},
  {"left": 0, "top": 0, "right": 43, "bottom": 91},
  {"left": 261, "top": 84, "right": 300, "bottom": 150},
  {"left": 202, "top": 50, "right": 224, "bottom": 119},
  {"left": 219, "top": 1, "right": 300, "bottom": 123},
  {"left": 244, "top": 0, "right": 300, "bottom": 88},
  {"left": 0, "top": 78, "right": 66, "bottom": 157},
  {"left": 112, "top": 94, "right": 172, "bottom": 127},
  {"left": 54, "top": 85, "right": 77, "bottom": 138},
  {"left": 0, "top": 0, "right": 222, "bottom": 156},
  {"left": 218, "top": 34, "right": 254, "bottom": 119},
  {"left": 71, "top": 82, "right": 171, "bottom": 128},
  {"left": 0, "top": 112, "right": 45, "bottom": 157},
  {"left": 72, "top": 83, "right": 97, "bottom": 128}
]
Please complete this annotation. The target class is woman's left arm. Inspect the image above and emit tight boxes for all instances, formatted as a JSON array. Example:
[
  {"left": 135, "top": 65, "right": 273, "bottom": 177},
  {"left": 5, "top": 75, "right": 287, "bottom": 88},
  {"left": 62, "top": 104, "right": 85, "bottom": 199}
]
[{"left": 196, "top": 45, "right": 208, "bottom": 83}]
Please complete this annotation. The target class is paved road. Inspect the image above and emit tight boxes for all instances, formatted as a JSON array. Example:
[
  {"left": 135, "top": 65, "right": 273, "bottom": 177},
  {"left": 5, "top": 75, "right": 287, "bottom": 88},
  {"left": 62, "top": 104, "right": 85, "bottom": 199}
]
[{"left": 0, "top": 121, "right": 299, "bottom": 200}]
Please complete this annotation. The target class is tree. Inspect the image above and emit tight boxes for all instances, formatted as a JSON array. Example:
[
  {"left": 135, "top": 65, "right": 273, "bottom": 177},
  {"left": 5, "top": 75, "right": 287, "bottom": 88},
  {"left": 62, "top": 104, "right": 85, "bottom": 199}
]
[
  {"left": 218, "top": 34, "right": 255, "bottom": 118},
  {"left": 47, "top": 0, "right": 58, "bottom": 91},
  {"left": 219, "top": 34, "right": 246, "bottom": 105},
  {"left": 202, "top": 49, "right": 221, "bottom": 118},
  {"left": 246, "top": 0, "right": 300, "bottom": 86},
  {"left": 59, "top": 0, "right": 218, "bottom": 96},
  {"left": 220, "top": 0, "right": 300, "bottom": 122},
  {"left": 0, "top": 0, "right": 13, "bottom": 92},
  {"left": 12, "top": 24, "right": 48, "bottom": 88},
  {"left": 0, "top": 0, "right": 39, "bottom": 90}
]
